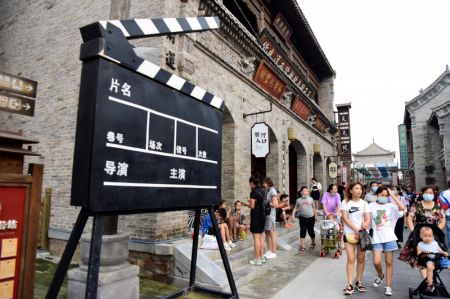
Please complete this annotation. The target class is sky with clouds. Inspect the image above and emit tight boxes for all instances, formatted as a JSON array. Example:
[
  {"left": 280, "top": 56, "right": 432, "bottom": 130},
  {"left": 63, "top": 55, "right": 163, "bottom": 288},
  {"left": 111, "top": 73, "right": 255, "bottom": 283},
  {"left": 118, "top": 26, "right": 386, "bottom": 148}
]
[{"left": 297, "top": 0, "right": 450, "bottom": 162}]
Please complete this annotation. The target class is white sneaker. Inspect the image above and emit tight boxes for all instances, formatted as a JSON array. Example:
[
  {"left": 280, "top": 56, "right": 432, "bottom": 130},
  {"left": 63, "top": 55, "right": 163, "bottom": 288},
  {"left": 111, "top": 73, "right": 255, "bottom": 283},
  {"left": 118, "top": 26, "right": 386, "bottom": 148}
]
[
  {"left": 224, "top": 243, "right": 231, "bottom": 251},
  {"left": 266, "top": 252, "right": 277, "bottom": 259},
  {"left": 264, "top": 251, "right": 273, "bottom": 258},
  {"left": 385, "top": 286, "right": 393, "bottom": 296},
  {"left": 228, "top": 241, "right": 236, "bottom": 248}
]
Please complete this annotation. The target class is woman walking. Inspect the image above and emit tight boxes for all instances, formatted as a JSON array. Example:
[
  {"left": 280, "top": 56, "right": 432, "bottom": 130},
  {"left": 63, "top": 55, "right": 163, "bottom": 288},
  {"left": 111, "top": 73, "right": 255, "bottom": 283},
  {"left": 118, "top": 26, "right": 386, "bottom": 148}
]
[
  {"left": 291, "top": 186, "right": 317, "bottom": 253},
  {"left": 263, "top": 177, "right": 278, "bottom": 259},
  {"left": 322, "top": 184, "right": 342, "bottom": 220},
  {"left": 340, "top": 182, "right": 371, "bottom": 295},
  {"left": 369, "top": 186, "right": 405, "bottom": 296}
]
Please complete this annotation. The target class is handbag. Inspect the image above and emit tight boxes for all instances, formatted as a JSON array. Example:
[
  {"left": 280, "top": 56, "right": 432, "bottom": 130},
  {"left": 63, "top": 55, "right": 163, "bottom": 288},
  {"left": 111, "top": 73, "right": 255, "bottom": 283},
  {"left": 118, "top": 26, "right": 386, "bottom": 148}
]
[
  {"left": 200, "top": 234, "right": 218, "bottom": 250},
  {"left": 359, "top": 229, "right": 372, "bottom": 251},
  {"left": 345, "top": 233, "right": 359, "bottom": 245}
]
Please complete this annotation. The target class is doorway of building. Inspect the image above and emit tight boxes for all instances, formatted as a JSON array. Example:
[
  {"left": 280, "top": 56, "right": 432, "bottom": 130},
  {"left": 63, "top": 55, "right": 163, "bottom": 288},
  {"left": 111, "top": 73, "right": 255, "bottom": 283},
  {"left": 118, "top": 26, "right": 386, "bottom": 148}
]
[{"left": 289, "top": 140, "right": 307, "bottom": 205}]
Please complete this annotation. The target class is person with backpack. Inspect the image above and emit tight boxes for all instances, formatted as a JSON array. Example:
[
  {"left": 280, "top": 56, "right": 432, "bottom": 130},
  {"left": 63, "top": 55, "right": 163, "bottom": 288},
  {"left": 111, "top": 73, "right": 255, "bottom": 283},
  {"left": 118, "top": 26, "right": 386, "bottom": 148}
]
[
  {"left": 263, "top": 177, "right": 278, "bottom": 259},
  {"left": 247, "top": 176, "right": 266, "bottom": 266},
  {"left": 437, "top": 180, "right": 450, "bottom": 247},
  {"left": 291, "top": 186, "right": 317, "bottom": 253}
]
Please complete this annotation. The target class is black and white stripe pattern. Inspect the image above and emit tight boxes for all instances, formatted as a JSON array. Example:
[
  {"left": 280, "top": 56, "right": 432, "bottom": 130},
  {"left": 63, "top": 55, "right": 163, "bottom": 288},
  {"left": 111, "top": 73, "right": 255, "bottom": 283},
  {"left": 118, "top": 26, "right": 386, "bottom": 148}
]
[
  {"left": 99, "top": 17, "right": 220, "bottom": 39},
  {"left": 94, "top": 17, "right": 224, "bottom": 111}
]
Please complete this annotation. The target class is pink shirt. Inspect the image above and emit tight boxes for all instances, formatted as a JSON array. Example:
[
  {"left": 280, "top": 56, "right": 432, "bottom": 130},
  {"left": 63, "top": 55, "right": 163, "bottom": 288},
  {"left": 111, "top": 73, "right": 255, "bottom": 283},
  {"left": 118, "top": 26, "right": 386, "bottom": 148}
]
[{"left": 321, "top": 192, "right": 341, "bottom": 214}]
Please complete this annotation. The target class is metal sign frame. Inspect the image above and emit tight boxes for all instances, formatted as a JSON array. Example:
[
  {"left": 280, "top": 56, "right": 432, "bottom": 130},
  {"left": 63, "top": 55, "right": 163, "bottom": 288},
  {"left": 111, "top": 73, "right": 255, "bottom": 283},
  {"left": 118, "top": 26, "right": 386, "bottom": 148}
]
[{"left": 45, "top": 17, "right": 238, "bottom": 299}]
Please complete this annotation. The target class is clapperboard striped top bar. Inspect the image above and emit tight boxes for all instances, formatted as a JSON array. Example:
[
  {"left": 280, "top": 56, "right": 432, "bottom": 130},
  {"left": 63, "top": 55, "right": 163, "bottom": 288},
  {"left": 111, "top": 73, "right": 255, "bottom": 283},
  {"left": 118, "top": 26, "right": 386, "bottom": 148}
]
[
  {"left": 99, "top": 17, "right": 220, "bottom": 39},
  {"left": 80, "top": 17, "right": 224, "bottom": 111}
]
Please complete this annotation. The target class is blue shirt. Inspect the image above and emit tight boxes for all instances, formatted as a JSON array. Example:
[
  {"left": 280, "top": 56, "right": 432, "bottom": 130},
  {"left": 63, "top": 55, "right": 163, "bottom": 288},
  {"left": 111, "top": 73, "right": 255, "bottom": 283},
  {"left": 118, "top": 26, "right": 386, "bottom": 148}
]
[{"left": 201, "top": 214, "right": 213, "bottom": 236}]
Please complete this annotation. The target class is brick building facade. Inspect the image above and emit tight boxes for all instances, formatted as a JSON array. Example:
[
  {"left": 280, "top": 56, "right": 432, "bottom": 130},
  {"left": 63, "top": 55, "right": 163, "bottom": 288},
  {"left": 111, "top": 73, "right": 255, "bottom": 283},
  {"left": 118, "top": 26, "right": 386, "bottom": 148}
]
[
  {"left": 404, "top": 66, "right": 450, "bottom": 190},
  {"left": 0, "top": 0, "right": 338, "bottom": 278}
]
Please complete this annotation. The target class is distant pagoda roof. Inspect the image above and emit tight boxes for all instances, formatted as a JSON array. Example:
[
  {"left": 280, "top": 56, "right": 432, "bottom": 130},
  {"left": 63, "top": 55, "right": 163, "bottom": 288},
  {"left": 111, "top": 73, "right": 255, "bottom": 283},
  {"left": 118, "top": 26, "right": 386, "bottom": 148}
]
[{"left": 353, "top": 141, "right": 395, "bottom": 157}]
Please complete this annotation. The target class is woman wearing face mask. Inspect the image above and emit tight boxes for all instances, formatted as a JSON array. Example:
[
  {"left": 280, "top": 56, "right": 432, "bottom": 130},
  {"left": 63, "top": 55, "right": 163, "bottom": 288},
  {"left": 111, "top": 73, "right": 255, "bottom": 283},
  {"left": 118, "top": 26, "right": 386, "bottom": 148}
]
[
  {"left": 369, "top": 186, "right": 405, "bottom": 296},
  {"left": 399, "top": 186, "right": 446, "bottom": 269}
]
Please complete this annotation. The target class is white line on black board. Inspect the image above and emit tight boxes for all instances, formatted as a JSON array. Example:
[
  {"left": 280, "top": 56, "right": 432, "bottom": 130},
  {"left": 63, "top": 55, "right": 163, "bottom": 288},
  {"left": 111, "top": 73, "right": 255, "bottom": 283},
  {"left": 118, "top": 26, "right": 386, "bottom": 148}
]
[{"left": 103, "top": 182, "right": 217, "bottom": 189}]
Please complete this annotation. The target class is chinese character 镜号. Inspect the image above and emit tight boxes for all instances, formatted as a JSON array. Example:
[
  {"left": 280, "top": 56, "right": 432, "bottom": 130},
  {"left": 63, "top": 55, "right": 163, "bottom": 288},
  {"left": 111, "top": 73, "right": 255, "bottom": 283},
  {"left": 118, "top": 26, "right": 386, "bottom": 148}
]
[{"left": 106, "top": 131, "right": 116, "bottom": 142}]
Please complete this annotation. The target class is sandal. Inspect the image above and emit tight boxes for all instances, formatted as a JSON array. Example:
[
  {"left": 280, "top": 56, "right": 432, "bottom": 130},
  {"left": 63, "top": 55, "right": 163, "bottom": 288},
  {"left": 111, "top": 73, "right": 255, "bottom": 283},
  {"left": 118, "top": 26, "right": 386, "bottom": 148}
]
[
  {"left": 343, "top": 284, "right": 354, "bottom": 295},
  {"left": 299, "top": 247, "right": 305, "bottom": 253},
  {"left": 310, "top": 242, "right": 316, "bottom": 249},
  {"left": 355, "top": 281, "right": 367, "bottom": 292}
]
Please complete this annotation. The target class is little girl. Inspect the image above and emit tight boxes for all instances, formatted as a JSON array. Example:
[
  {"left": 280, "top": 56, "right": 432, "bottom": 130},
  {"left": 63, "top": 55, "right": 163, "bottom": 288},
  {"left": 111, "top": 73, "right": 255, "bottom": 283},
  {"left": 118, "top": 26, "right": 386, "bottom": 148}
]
[
  {"left": 291, "top": 186, "right": 317, "bottom": 253},
  {"left": 416, "top": 226, "right": 450, "bottom": 293}
]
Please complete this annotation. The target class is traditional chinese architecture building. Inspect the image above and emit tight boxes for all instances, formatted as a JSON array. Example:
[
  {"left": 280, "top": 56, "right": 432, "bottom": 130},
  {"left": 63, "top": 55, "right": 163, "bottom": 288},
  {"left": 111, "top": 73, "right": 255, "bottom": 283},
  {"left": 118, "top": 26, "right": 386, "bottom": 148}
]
[
  {"left": 404, "top": 66, "right": 450, "bottom": 190},
  {"left": 0, "top": 0, "right": 338, "bottom": 279}
]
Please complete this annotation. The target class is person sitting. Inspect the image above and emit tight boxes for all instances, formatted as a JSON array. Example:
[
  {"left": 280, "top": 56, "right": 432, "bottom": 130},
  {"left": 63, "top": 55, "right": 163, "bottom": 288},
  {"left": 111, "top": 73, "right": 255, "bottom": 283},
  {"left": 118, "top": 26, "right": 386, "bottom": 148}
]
[
  {"left": 276, "top": 194, "right": 293, "bottom": 228},
  {"left": 218, "top": 208, "right": 236, "bottom": 251},
  {"left": 416, "top": 226, "right": 450, "bottom": 293},
  {"left": 230, "top": 201, "right": 248, "bottom": 241}
]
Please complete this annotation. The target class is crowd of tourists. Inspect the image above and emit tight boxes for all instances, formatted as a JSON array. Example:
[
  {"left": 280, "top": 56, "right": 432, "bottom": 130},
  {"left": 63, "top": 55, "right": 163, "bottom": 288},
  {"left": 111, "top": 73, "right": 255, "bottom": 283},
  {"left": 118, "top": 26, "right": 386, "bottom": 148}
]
[{"left": 199, "top": 177, "right": 450, "bottom": 297}]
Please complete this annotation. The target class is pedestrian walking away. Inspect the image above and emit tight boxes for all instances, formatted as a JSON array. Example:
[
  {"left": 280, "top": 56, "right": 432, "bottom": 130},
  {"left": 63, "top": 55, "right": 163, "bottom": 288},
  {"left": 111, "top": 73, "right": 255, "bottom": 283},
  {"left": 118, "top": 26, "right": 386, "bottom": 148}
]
[
  {"left": 310, "top": 178, "right": 322, "bottom": 212},
  {"left": 247, "top": 176, "right": 266, "bottom": 266},
  {"left": 263, "top": 177, "right": 279, "bottom": 259},
  {"left": 340, "top": 182, "right": 371, "bottom": 295},
  {"left": 291, "top": 186, "right": 317, "bottom": 253},
  {"left": 369, "top": 186, "right": 406, "bottom": 296}
]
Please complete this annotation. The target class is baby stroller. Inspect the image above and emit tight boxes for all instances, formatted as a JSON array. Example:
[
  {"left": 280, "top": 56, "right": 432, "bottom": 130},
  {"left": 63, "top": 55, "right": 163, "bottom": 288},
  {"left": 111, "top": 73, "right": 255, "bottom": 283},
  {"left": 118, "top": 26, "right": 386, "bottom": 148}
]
[
  {"left": 408, "top": 224, "right": 450, "bottom": 299},
  {"left": 318, "top": 219, "right": 343, "bottom": 258}
]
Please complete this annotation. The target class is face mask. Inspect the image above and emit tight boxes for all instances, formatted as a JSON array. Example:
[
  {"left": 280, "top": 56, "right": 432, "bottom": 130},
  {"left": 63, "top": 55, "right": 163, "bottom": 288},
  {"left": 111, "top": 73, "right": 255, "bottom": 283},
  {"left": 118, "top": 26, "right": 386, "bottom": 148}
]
[
  {"left": 393, "top": 191, "right": 398, "bottom": 195},
  {"left": 371, "top": 187, "right": 378, "bottom": 193},
  {"left": 423, "top": 194, "right": 434, "bottom": 201},
  {"left": 377, "top": 197, "right": 388, "bottom": 204}
]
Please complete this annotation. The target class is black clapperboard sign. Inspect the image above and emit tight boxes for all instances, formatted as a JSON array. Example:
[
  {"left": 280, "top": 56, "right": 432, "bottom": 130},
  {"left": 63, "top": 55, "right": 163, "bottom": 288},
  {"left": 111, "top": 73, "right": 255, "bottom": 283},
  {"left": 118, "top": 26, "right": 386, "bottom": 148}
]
[{"left": 71, "top": 17, "right": 224, "bottom": 212}]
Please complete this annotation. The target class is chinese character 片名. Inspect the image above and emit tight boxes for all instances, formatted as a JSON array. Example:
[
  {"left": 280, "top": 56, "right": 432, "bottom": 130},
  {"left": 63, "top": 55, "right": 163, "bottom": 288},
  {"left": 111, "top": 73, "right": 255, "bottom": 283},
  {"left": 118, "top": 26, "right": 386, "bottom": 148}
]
[
  {"left": 110, "top": 78, "right": 120, "bottom": 93},
  {"left": 176, "top": 145, "right": 182, "bottom": 154},
  {"left": 156, "top": 142, "right": 162, "bottom": 151},
  {"left": 182, "top": 147, "right": 187, "bottom": 155},
  {"left": 117, "top": 162, "right": 128, "bottom": 176},
  {"left": 149, "top": 140, "right": 156, "bottom": 150},
  {"left": 178, "top": 168, "right": 186, "bottom": 180},
  {"left": 104, "top": 161, "right": 116, "bottom": 175},
  {"left": 170, "top": 168, "right": 178, "bottom": 179},
  {"left": 121, "top": 82, "right": 131, "bottom": 97},
  {"left": 116, "top": 133, "right": 124, "bottom": 144},
  {"left": 106, "top": 131, "right": 116, "bottom": 142}
]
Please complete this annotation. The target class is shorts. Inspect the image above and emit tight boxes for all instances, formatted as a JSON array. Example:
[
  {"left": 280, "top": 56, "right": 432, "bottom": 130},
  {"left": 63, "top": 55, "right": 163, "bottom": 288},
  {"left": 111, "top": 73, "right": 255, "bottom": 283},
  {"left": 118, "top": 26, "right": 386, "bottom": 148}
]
[
  {"left": 372, "top": 240, "right": 398, "bottom": 252},
  {"left": 250, "top": 215, "right": 265, "bottom": 234},
  {"left": 265, "top": 215, "right": 276, "bottom": 231}
]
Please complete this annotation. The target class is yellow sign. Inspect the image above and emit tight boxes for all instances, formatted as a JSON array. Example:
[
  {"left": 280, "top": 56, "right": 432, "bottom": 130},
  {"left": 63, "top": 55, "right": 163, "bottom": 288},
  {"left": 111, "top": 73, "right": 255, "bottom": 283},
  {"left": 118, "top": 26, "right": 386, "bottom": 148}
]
[
  {"left": 0, "top": 280, "right": 14, "bottom": 299},
  {"left": 0, "top": 259, "right": 15, "bottom": 280},
  {"left": 1, "top": 238, "right": 18, "bottom": 258}
]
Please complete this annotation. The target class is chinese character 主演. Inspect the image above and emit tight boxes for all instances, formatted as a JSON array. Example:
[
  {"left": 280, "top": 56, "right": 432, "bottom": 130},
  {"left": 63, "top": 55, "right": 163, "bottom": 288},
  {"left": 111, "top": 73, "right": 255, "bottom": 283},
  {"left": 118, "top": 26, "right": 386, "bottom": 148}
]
[
  {"left": 178, "top": 168, "right": 186, "bottom": 180},
  {"left": 117, "top": 162, "right": 128, "bottom": 176},
  {"left": 170, "top": 168, "right": 178, "bottom": 179}
]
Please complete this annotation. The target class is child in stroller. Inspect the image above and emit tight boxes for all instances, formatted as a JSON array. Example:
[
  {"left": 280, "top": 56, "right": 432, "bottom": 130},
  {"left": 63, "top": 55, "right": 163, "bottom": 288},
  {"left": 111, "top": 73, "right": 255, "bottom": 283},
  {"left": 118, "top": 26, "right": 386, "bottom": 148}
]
[{"left": 408, "top": 225, "right": 450, "bottom": 298}]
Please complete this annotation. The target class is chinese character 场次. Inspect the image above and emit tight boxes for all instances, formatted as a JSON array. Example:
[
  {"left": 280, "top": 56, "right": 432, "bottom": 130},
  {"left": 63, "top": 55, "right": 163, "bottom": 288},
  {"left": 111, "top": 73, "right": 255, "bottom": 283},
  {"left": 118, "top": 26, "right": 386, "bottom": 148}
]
[
  {"left": 106, "top": 131, "right": 116, "bottom": 142},
  {"left": 110, "top": 78, "right": 120, "bottom": 93},
  {"left": 202, "top": 151, "right": 207, "bottom": 159},
  {"left": 198, "top": 151, "right": 203, "bottom": 158},
  {"left": 121, "top": 82, "right": 131, "bottom": 97},
  {"left": 178, "top": 168, "right": 186, "bottom": 180},
  {"left": 149, "top": 140, "right": 156, "bottom": 150},
  {"left": 117, "top": 162, "right": 128, "bottom": 176},
  {"left": 170, "top": 168, "right": 178, "bottom": 179},
  {"left": 176, "top": 145, "right": 182, "bottom": 154},
  {"left": 182, "top": 147, "right": 187, "bottom": 155},
  {"left": 104, "top": 161, "right": 116, "bottom": 175},
  {"left": 156, "top": 142, "right": 162, "bottom": 151},
  {"left": 116, "top": 133, "right": 124, "bottom": 144}
]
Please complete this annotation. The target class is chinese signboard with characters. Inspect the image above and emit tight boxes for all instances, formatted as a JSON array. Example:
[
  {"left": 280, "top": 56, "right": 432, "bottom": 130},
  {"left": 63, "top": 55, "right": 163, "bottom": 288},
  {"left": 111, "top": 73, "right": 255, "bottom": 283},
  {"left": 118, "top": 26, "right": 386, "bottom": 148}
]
[
  {"left": 71, "top": 58, "right": 223, "bottom": 212},
  {"left": 328, "top": 162, "right": 338, "bottom": 179},
  {"left": 291, "top": 96, "right": 310, "bottom": 121},
  {"left": 0, "top": 187, "right": 27, "bottom": 299},
  {"left": 273, "top": 12, "right": 292, "bottom": 40},
  {"left": 253, "top": 60, "right": 286, "bottom": 99},
  {"left": 0, "top": 71, "right": 37, "bottom": 117},
  {"left": 336, "top": 103, "right": 352, "bottom": 162},
  {"left": 0, "top": 91, "right": 35, "bottom": 117},
  {"left": 398, "top": 124, "right": 408, "bottom": 169},
  {"left": 251, "top": 123, "right": 270, "bottom": 158},
  {"left": 0, "top": 71, "right": 37, "bottom": 98}
]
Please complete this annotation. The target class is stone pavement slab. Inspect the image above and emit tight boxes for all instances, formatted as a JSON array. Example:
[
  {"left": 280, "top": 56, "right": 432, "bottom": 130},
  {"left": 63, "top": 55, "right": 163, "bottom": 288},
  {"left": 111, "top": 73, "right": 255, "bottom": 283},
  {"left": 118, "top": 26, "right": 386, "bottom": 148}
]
[{"left": 271, "top": 249, "right": 450, "bottom": 299}]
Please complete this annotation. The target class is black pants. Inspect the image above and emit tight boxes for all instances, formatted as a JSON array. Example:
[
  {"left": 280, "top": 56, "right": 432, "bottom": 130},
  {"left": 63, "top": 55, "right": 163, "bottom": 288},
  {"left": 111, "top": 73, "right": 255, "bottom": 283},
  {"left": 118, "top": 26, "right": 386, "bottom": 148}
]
[
  {"left": 395, "top": 216, "right": 404, "bottom": 243},
  {"left": 299, "top": 216, "right": 315, "bottom": 239}
]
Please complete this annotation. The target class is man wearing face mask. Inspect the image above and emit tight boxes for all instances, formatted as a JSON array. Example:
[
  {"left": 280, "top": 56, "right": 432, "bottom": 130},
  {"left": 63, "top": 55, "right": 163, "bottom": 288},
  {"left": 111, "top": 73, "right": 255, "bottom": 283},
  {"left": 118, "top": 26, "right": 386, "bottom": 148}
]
[{"left": 364, "top": 181, "right": 379, "bottom": 203}]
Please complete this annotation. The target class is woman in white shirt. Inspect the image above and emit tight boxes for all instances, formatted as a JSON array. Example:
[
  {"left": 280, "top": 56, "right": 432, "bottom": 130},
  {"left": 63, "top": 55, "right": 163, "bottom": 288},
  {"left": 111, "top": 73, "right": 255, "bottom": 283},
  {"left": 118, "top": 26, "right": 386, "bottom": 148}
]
[
  {"left": 340, "top": 182, "right": 371, "bottom": 295},
  {"left": 369, "top": 186, "right": 405, "bottom": 296}
]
